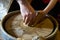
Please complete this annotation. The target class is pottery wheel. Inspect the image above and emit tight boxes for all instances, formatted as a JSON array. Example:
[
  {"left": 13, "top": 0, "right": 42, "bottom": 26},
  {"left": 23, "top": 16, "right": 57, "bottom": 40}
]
[{"left": 5, "top": 13, "right": 53, "bottom": 40}]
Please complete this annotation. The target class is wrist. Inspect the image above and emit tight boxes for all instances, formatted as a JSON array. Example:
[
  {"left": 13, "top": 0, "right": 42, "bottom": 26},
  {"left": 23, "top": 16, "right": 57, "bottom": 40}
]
[
  {"left": 17, "top": 0, "right": 27, "bottom": 4},
  {"left": 43, "top": 9, "right": 48, "bottom": 14},
  {"left": 17, "top": 0, "right": 25, "bottom": 4}
]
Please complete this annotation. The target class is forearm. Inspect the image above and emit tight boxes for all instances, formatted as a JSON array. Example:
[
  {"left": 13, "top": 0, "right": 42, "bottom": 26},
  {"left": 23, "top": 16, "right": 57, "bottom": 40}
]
[
  {"left": 43, "top": 0, "right": 57, "bottom": 14},
  {"left": 27, "top": 0, "right": 32, "bottom": 4},
  {"left": 17, "top": 0, "right": 35, "bottom": 13}
]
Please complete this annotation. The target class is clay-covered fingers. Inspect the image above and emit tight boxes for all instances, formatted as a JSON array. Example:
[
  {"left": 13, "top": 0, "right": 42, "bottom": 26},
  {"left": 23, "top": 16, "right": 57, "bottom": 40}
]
[
  {"left": 33, "top": 11, "right": 47, "bottom": 26},
  {"left": 28, "top": 13, "right": 37, "bottom": 26},
  {"left": 23, "top": 13, "right": 37, "bottom": 26},
  {"left": 24, "top": 13, "right": 32, "bottom": 24},
  {"left": 23, "top": 10, "right": 47, "bottom": 26},
  {"left": 26, "top": 11, "right": 46, "bottom": 26}
]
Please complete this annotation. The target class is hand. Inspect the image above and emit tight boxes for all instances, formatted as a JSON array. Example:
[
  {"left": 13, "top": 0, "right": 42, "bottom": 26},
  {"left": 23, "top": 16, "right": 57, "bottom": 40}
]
[
  {"left": 28, "top": 10, "right": 47, "bottom": 26},
  {"left": 17, "top": 0, "right": 46, "bottom": 26},
  {"left": 35, "top": 10, "right": 47, "bottom": 25},
  {"left": 21, "top": 7, "right": 46, "bottom": 26},
  {"left": 17, "top": 0, "right": 37, "bottom": 26},
  {"left": 20, "top": 6, "right": 37, "bottom": 25}
]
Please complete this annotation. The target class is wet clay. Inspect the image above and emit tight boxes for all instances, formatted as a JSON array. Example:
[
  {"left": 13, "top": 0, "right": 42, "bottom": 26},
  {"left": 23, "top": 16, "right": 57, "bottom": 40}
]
[{"left": 5, "top": 13, "right": 53, "bottom": 40}]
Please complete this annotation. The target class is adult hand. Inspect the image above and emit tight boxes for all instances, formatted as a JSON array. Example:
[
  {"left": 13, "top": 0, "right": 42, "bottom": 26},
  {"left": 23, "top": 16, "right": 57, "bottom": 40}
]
[
  {"left": 28, "top": 10, "right": 47, "bottom": 26},
  {"left": 20, "top": 5, "right": 37, "bottom": 25},
  {"left": 17, "top": 0, "right": 37, "bottom": 25}
]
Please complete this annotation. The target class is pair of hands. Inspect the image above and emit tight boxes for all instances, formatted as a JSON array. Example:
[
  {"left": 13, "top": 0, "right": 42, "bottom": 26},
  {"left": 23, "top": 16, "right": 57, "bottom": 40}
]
[
  {"left": 17, "top": 0, "right": 58, "bottom": 26},
  {"left": 21, "top": 7, "right": 46, "bottom": 26},
  {"left": 17, "top": 0, "right": 46, "bottom": 26}
]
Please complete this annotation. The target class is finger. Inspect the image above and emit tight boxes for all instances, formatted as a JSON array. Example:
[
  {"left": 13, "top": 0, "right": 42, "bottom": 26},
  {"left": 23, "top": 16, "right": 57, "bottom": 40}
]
[
  {"left": 28, "top": 13, "right": 36, "bottom": 26},
  {"left": 33, "top": 12, "right": 46, "bottom": 26},
  {"left": 25, "top": 13, "right": 32, "bottom": 24},
  {"left": 32, "top": 12, "right": 40, "bottom": 26},
  {"left": 28, "top": 14, "right": 33, "bottom": 25},
  {"left": 25, "top": 17, "right": 29, "bottom": 24},
  {"left": 23, "top": 15, "right": 26, "bottom": 22},
  {"left": 28, "top": 15, "right": 33, "bottom": 26},
  {"left": 24, "top": 15, "right": 28, "bottom": 24}
]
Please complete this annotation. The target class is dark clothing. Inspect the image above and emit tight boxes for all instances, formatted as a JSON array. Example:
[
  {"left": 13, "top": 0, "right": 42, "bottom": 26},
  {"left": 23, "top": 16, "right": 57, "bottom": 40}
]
[
  {"left": 9, "top": 0, "right": 48, "bottom": 12},
  {"left": 31, "top": 0, "right": 48, "bottom": 10}
]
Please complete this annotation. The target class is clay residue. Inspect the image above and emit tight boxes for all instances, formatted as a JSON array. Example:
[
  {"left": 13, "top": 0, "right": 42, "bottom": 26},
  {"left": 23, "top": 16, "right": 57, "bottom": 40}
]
[{"left": 5, "top": 13, "right": 53, "bottom": 39}]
